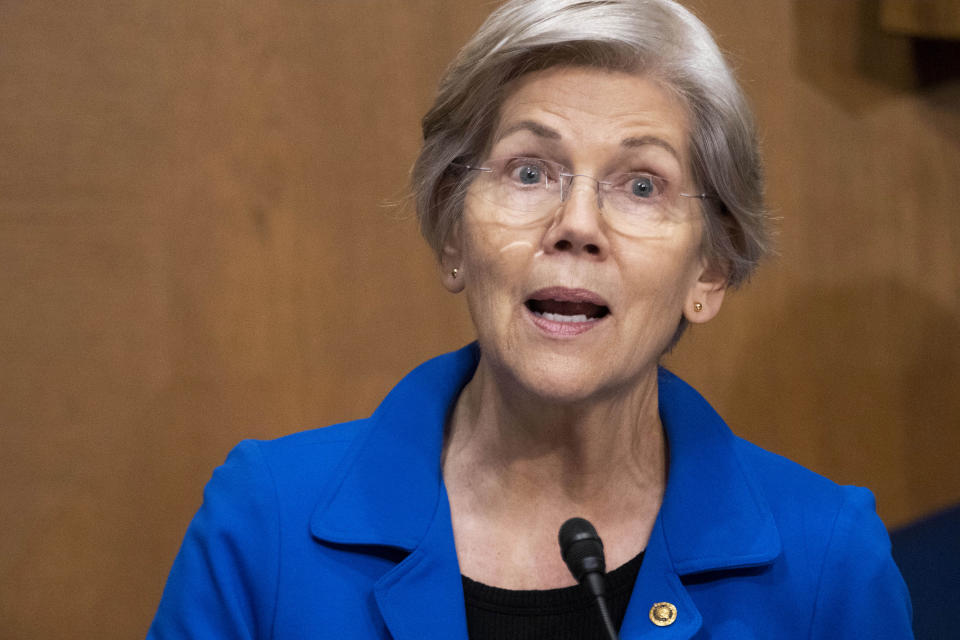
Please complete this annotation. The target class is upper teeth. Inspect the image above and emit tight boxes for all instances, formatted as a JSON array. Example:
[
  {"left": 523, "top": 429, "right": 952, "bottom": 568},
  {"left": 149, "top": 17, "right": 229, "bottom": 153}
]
[{"left": 537, "top": 311, "right": 592, "bottom": 323}]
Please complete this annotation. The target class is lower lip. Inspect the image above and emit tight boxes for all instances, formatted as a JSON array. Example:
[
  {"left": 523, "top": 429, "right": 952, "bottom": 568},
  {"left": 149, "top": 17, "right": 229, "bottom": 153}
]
[{"left": 524, "top": 306, "right": 606, "bottom": 337}]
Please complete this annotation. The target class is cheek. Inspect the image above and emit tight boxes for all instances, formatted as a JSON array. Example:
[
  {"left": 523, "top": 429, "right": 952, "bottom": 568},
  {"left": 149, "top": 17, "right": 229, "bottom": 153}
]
[
  {"left": 461, "top": 200, "right": 541, "bottom": 275},
  {"left": 615, "top": 237, "right": 702, "bottom": 306},
  {"left": 461, "top": 220, "right": 537, "bottom": 306}
]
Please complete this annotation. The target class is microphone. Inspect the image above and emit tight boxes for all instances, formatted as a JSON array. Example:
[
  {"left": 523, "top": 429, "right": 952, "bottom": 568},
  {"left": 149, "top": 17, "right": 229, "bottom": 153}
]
[{"left": 558, "top": 517, "right": 620, "bottom": 640}]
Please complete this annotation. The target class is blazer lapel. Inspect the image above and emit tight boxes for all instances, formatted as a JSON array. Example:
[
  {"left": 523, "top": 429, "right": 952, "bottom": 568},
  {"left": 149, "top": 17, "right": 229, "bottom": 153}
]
[
  {"left": 373, "top": 487, "right": 469, "bottom": 640},
  {"left": 620, "top": 518, "right": 703, "bottom": 639}
]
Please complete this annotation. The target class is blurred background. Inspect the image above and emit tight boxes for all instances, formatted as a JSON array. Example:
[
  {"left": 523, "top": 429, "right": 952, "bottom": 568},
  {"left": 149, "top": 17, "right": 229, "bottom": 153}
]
[{"left": 1, "top": 0, "right": 957, "bottom": 637}]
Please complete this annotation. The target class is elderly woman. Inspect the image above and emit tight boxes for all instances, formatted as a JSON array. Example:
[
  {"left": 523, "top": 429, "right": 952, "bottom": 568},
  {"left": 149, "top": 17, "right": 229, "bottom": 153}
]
[{"left": 148, "top": 1, "right": 913, "bottom": 638}]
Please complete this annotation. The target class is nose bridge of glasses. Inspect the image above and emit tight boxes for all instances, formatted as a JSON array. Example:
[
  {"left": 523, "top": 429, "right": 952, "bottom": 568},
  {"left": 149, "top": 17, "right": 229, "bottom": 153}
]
[{"left": 560, "top": 172, "right": 607, "bottom": 209}]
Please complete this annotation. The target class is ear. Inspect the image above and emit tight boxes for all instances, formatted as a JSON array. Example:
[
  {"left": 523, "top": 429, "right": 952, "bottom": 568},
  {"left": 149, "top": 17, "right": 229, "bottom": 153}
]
[
  {"left": 683, "top": 258, "right": 727, "bottom": 323},
  {"left": 439, "top": 224, "right": 465, "bottom": 294}
]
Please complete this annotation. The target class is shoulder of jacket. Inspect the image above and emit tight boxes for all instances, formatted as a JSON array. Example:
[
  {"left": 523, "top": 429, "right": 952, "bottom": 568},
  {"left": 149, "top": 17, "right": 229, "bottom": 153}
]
[
  {"left": 225, "top": 419, "right": 372, "bottom": 499},
  {"left": 261, "top": 419, "right": 369, "bottom": 454},
  {"left": 729, "top": 436, "right": 884, "bottom": 551},
  {"left": 731, "top": 435, "right": 845, "bottom": 501}
]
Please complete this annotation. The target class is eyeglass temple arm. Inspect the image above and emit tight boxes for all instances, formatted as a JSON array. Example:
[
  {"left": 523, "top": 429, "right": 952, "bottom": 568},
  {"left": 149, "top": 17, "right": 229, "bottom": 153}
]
[{"left": 450, "top": 162, "right": 492, "bottom": 172}]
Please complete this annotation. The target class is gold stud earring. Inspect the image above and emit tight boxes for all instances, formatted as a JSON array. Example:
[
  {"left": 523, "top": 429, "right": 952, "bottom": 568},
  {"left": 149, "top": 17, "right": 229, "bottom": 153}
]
[
  {"left": 693, "top": 302, "right": 703, "bottom": 312},
  {"left": 451, "top": 268, "right": 459, "bottom": 279}
]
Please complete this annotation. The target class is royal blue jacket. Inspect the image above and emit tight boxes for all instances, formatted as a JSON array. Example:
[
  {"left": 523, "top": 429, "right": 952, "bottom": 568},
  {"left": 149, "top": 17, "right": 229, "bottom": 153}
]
[{"left": 148, "top": 344, "right": 913, "bottom": 638}]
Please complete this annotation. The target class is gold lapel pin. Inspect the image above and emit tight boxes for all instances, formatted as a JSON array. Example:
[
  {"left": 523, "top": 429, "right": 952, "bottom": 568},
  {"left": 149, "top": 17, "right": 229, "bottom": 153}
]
[{"left": 649, "top": 601, "right": 677, "bottom": 627}]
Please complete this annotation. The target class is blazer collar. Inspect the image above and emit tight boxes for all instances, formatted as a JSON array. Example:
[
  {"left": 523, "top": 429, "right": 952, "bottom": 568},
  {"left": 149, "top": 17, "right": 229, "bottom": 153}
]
[
  {"left": 310, "top": 344, "right": 780, "bottom": 574},
  {"left": 309, "top": 345, "right": 479, "bottom": 550},
  {"left": 655, "top": 368, "right": 781, "bottom": 574}
]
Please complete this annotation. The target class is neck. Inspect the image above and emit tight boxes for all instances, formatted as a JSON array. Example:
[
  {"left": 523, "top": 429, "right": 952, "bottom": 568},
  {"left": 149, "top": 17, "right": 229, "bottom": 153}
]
[{"left": 442, "top": 355, "right": 667, "bottom": 513}]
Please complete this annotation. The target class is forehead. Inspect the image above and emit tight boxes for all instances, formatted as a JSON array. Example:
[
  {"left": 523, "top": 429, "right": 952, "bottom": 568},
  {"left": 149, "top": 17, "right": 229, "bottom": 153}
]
[{"left": 492, "top": 66, "right": 690, "bottom": 164}]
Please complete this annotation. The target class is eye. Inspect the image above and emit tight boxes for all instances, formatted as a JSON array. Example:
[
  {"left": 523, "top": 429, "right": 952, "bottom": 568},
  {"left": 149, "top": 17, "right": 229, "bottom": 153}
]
[
  {"left": 629, "top": 175, "right": 657, "bottom": 199},
  {"left": 499, "top": 157, "right": 558, "bottom": 186},
  {"left": 511, "top": 162, "right": 544, "bottom": 185}
]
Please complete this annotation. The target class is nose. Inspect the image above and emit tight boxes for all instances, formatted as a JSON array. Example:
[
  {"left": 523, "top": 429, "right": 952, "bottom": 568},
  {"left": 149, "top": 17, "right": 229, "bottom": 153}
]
[{"left": 541, "top": 174, "right": 609, "bottom": 258}]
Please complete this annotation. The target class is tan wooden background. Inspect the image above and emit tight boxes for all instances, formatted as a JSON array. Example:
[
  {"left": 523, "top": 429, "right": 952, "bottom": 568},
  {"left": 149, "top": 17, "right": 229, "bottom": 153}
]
[{"left": 1, "top": 1, "right": 957, "bottom": 638}]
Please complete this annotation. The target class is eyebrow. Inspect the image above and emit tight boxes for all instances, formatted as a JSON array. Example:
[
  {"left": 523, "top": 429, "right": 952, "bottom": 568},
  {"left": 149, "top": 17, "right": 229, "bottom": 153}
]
[
  {"left": 621, "top": 135, "right": 681, "bottom": 161},
  {"left": 495, "top": 120, "right": 562, "bottom": 142},
  {"left": 496, "top": 122, "right": 681, "bottom": 162}
]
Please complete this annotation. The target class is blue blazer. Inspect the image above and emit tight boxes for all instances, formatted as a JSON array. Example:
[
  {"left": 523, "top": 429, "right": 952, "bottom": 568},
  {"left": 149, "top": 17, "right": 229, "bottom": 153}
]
[{"left": 148, "top": 344, "right": 913, "bottom": 638}]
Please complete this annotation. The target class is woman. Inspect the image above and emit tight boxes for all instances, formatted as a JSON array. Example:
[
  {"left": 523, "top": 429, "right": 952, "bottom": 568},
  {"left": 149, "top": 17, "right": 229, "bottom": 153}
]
[{"left": 148, "top": 0, "right": 913, "bottom": 638}]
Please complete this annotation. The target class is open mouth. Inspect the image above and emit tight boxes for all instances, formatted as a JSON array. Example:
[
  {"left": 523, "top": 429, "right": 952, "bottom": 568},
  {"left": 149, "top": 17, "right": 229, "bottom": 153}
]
[{"left": 524, "top": 297, "right": 610, "bottom": 323}]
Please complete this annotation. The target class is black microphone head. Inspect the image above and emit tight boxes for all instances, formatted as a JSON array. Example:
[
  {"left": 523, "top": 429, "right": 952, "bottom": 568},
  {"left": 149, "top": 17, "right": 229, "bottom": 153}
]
[{"left": 558, "top": 517, "right": 606, "bottom": 583}]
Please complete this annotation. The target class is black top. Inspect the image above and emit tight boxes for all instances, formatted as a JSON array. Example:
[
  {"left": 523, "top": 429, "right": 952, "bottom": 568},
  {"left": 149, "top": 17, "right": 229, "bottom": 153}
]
[{"left": 462, "top": 551, "right": 644, "bottom": 640}]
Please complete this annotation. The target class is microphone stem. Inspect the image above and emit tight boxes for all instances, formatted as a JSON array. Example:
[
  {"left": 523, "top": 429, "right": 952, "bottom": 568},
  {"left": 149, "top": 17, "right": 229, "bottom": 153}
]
[{"left": 594, "top": 594, "right": 620, "bottom": 640}]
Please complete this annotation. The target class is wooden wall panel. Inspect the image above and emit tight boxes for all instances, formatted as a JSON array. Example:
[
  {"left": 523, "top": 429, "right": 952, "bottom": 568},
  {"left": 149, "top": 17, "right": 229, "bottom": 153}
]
[{"left": 1, "top": 1, "right": 957, "bottom": 637}]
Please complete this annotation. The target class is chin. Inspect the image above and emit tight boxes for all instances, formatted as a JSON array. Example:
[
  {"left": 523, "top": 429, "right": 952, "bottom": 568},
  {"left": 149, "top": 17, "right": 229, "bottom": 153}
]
[{"left": 491, "top": 345, "right": 624, "bottom": 406}]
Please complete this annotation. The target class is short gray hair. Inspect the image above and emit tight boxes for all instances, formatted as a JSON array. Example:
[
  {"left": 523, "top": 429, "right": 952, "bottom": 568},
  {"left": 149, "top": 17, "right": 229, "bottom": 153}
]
[{"left": 411, "top": 0, "right": 768, "bottom": 287}]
